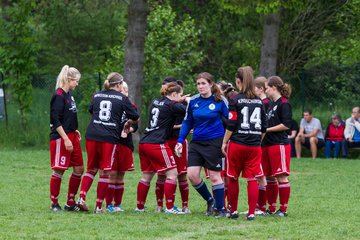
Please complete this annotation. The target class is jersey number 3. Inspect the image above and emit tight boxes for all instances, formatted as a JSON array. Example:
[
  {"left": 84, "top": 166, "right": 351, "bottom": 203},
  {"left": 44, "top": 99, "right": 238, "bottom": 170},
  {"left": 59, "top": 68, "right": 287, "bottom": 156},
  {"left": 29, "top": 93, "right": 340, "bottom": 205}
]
[
  {"left": 241, "top": 107, "right": 261, "bottom": 130},
  {"left": 150, "top": 107, "right": 160, "bottom": 128},
  {"left": 99, "top": 100, "right": 112, "bottom": 121}
]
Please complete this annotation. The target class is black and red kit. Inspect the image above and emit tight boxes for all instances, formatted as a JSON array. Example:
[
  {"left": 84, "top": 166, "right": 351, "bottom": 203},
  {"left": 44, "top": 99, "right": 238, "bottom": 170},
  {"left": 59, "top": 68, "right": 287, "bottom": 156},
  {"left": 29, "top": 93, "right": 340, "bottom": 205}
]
[
  {"left": 85, "top": 90, "right": 139, "bottom": 143},
  {"left": 262, "top": 97, "right": 292, "bottom": 146},
  {"left": 50, "top": 88, "right": 79, "bottom": 140},
  {"left": 227, "top": 93, "right": 267, "bottom": 146},
  {"left": 140, "top": 96, "right": 186, "bottom": 144}
]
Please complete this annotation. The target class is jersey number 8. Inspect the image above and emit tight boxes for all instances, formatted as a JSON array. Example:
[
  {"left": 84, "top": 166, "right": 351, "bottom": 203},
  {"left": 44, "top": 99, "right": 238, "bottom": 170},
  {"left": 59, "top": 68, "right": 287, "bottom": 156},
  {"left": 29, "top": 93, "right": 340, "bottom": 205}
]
[{"left": 99, "top": 100, "right": 112, "bottom": 121}]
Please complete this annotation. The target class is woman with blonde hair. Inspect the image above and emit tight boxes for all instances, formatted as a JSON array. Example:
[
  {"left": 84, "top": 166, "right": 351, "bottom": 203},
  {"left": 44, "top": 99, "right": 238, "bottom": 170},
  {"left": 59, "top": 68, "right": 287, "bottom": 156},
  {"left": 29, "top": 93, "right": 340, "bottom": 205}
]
[{"left": 49, "top": 65, "right": 83, "bottom": 212}]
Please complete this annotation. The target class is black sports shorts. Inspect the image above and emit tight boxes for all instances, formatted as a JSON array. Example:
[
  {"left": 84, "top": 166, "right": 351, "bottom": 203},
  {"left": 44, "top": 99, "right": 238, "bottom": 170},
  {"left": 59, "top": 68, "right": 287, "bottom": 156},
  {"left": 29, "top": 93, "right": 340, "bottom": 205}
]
[{"left": 188, "top": 137, "right": 223, "bottom": 171}]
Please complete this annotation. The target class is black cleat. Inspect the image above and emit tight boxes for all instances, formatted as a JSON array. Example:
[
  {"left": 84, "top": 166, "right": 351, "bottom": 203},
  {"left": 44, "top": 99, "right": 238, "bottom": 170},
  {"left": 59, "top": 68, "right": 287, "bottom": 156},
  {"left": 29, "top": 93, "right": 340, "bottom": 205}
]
[
  {"left": 265, "top": 209, "right": 274, "bottom": 216},
  {"left": 64, "top": 204, "right": 80, "bottom": 211},
  {"left": 214, "top": 209, "right": 226, "bottom": 218},
  {"left": 206, "top": 200, "right": 215, "bottom": 216},
  {"left": 246, "top": 214, "right": 255, "bottom": 221},
  {"left": 227, "top": 211, "right": 239, "bottom": 219},
  {"left": 50, "top": 203, "right": 62, "bottom": 212},
  {"left": 273, "top": 209, "right": 288, "bottom": 217}
]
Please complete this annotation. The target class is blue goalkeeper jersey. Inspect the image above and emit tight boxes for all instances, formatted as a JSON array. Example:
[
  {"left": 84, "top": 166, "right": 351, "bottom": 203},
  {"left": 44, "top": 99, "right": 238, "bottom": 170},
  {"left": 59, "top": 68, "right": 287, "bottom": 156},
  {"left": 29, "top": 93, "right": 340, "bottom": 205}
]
[{"left": 178, "top": 94, "right": 228, "bottom": 143}]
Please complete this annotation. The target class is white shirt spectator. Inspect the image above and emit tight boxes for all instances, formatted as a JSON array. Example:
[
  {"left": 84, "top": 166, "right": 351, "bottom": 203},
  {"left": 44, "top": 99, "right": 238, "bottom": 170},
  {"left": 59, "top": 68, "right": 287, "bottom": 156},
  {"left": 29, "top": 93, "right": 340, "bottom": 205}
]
[{"left": 300, "top": 117, "right": 324, "bottom": 140}]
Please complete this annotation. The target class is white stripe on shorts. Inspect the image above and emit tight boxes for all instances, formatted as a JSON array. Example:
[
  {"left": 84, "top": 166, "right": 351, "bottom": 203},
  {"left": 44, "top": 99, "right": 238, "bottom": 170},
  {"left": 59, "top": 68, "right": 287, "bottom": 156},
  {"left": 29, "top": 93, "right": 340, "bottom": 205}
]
[
  {"left": 280, "top": 145, "right": 287, "bottom": 172},
  {"left": 160, "top": 144, "right": 171, "bottom": 167},
  {"left": 55, "top": 138, "right": 61, "bottom": 167}
]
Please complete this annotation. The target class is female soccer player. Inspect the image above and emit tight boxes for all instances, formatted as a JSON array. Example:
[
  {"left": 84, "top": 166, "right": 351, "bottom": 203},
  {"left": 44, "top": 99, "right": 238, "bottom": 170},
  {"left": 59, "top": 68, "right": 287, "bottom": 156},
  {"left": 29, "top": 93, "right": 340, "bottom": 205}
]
[
  {"left": 175, "top": 72, "right": 229, "bottom": 217},
  {"left": 262, "top": 76, "right": 293, "bottom": 217},
  {"left": 136, "top": 82, "right": 187, "bottom": 214},
  {"left": 105, "top": 81, "right": 139, "bottom": 212},
  {"left": 155, "top": 79, "right": 191, "bottom": 214},
  {"left": 253, "top": 76, "right": 273, "bottom": 215},
  {"left": 49, "top": 65, "right": 83, "bottom": 212},
  {"left": 82, "top": 72, "right": 139, "bottom": 213},
  {"left": 221, "top": 66, "right": 267, "bottom": 220}
]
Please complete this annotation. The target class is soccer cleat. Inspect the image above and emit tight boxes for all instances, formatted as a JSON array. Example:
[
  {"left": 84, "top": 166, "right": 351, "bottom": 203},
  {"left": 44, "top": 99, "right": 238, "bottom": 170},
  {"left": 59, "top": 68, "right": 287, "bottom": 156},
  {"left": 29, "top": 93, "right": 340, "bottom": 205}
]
[
  {"left": 214, "top": 210, "right": 226, "bottom": 218},
  {"left": 165, "top": 206, "right": 185, "bottom": 215},
  {"left": 155, "top": 206, "right": 163, "bottom": 213},
  {"left": 77, "top": 198, "right": 89, "bottom": 212},
  {"left": 273, "top": 209, "right": 288, "bottom": 217},
  {"left": 182, "top": 207, "right": 192, "bottom": 214},
  {"left": 113, "top": 205, "right": 124, "bottom": 212},
  {"left": 64, "top": 204, "right": 80, "bottom": 211},
  {"left": 50, "top": 203, "right": 62, "bottom": 212},
  {"left": 106, "top": 205, "right": 115, "bottom": 213},
  {"left": 227, "top": 211, "right": 239, "bottom": 219},
  {"left": 134, "top": 207, "right": 145, "bottom": 213},
  {"left": 246, "top": 214, "right": 255, "bottom": 221},
  {"left": 255, "top": 209, "right": 267, "bottom": 216},
  {"left": 265, "top": 209, "right": 274, "bottom": 216},
  {"left": 206, "top": 200, "right": 215, "bottom": 216},
  {"left": 94, "top": 207, "right": 105, "bottom": 214}
]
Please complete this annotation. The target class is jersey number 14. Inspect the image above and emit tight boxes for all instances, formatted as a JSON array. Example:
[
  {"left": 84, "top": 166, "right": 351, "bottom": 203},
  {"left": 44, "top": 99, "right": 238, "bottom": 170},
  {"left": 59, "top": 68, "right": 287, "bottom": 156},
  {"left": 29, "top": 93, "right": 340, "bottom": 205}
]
[{"left": 241, "top": 107, "right": 261, "bottom": 130}]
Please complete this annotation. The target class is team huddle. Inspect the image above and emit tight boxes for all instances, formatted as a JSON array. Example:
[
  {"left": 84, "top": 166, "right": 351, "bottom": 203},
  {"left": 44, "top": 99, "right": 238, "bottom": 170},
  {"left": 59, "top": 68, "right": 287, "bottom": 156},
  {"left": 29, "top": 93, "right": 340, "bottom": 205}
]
[{"left": 49, "top": 65, "right": 292, "bottom": 220}]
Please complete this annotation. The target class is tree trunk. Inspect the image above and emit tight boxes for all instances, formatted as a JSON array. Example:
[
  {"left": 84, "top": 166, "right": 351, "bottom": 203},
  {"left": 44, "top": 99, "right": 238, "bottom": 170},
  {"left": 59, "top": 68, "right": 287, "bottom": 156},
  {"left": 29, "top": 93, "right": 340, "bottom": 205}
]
[
  {"left": 124, "top": 0, "right": 148, "bottom": 108},
  {"left": 260, "top": 13, "right": 280, "bottom": 77}
]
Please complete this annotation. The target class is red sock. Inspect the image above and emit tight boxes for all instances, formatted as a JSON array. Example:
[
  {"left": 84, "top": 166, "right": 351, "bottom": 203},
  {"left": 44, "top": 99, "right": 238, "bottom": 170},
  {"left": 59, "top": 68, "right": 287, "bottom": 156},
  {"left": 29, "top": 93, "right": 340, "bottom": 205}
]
[
  {"left": 278, "top": 181, "right": 290, "bottom": 212},
  {"left": 179, "top": 179, "right": 189, "bottom": 208},
  {"left": 137, "top": 180, "right": 150, "bottom": 209},
  {"left": 155, "top": 179, "right": 165, "bottom": 207},
  {"left": 257, "top": 185, "right": 267, "bottom": 211},
  {"left": 227, "top": 177, "right": 239, "bottom": 214},
  {"left": 96, "top": 174, "right": 109, "bottom": 209},
  {"left": 164, "top": 179, "right": 177, "bottom": 210},
  {"left": 106, "top": 184, "right": 116, "bottom": 206},
  {"left": 247, "top": 179, "right": 258, "bottom": 215},
  {"left": 50, "top": 172, "right": 62, "bottom": 205},
  {"left": 79, "top": 170, "right": 97, "bottom": 201},
  {"left": 114, "top": 182, "right": 124, "bottom": 206},
  {"left": 67, "top": 172, "right": 82, "bottom": 205},
  {"left": 266, "top": 178, "right": 278, "bottom": 212}
]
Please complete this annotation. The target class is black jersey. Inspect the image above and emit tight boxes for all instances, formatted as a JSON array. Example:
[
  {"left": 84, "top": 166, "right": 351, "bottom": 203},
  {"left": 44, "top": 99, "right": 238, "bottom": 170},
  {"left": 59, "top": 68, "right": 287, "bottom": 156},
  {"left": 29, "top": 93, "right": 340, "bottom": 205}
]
[
  {"left": 118, "top": 103, "right": 139, "bottom": 151},
  {"left": 50, "top": 88, "right": 79, "bottom": 140},
  {"left": 262, "top": 97, "right": 271, "bottom": 111},
  {"left": 226, "top": 93, "right": 267, "bottom": 146},
  {"left": 262, "top": 97, "right": 292, "bottom": 146},
  {"left": 140, "top": 96, "right": 186, "bottom": 144},
  {"left": 85, "top": 89, "right": 139, "bottom": 144}
]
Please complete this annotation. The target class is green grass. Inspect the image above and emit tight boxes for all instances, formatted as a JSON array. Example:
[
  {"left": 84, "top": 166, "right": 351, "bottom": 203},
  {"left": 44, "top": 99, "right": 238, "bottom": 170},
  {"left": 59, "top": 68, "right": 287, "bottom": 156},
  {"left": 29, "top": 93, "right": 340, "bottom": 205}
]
[{"left": 0, "top": 150, "right": 360, "bottom": 239}]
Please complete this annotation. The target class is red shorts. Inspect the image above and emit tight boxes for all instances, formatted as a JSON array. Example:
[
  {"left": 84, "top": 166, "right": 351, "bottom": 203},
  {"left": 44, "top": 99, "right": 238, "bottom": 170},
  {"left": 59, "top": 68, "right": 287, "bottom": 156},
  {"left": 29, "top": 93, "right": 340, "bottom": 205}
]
[
  {"left": 262, "top": 144, "right": 291, "bottom": 177},
  {"left": 226, "top": 142, "right": 262, "bottom": 180},
  {"left": 112, "top": 144, "right": 135, "bottom": 172},
  {"left": 86, "top": 140, "right": 117, "bottom": 171},
  {"left": 167, "top": 138, "right": 188, "bottom": 175},
  {"left": 50, "top": 132, "right": 83, "bottom": 170},
  {"left": 138, "top": 143, "right": 177, "bottom": 174}
]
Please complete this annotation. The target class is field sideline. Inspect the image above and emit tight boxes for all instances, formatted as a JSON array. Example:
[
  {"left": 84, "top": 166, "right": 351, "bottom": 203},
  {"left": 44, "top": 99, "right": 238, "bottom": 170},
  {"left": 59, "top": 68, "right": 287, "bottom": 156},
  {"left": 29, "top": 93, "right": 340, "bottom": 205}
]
[{"left": 0, "top": 150, "right": 359, "bottom": 240}]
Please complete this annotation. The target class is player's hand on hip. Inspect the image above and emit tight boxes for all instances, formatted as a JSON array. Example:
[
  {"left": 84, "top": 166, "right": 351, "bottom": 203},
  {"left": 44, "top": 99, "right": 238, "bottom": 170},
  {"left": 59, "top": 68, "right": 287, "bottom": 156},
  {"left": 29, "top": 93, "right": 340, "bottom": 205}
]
[
  {"left": 175, "top": 143, "right": 183, "bottom": 157},
  {"left": 64, "top": 138, "right": 73, "bottom": 152}
]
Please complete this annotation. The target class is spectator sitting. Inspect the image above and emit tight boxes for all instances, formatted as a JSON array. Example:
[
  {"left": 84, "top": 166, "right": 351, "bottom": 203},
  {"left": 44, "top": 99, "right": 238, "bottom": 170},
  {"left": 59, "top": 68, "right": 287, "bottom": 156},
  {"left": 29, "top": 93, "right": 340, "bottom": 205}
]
[
  {"left": 324, "top": 113, "right": 346, "bottom": 158},
  {"left": 344, "top": 107, "right": 360, "bottom": 157},
  {"left": 288, "top": 119, "right": 299, "bottom": 158},
  {"left": 295, "top": 108, "right": 325, "bottom": 159}
]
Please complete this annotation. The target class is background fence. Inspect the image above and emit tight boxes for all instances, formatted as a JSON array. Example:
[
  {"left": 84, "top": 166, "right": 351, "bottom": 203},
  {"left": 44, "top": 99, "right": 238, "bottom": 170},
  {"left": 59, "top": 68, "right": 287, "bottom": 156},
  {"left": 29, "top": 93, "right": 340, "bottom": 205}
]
[{"left": 0, "top": 67, "right": 358, "bottom": 150}]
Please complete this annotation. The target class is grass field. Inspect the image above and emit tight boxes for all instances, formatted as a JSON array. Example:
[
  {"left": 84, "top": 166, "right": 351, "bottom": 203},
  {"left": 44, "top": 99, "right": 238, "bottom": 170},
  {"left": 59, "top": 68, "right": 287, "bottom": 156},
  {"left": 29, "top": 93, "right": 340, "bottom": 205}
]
[{"left": 0, "top": 150, "right": 359, "bottom": 240}]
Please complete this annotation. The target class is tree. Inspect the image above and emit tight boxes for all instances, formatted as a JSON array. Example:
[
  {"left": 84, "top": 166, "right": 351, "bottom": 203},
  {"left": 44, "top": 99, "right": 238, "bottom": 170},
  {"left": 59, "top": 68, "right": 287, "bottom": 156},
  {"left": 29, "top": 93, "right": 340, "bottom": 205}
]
[
  {"left": 123, "top": 0, "right": 149, "bottom": 107},
  {"left": 0, "top": 0, "right": 38, "bottom": 127}
]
